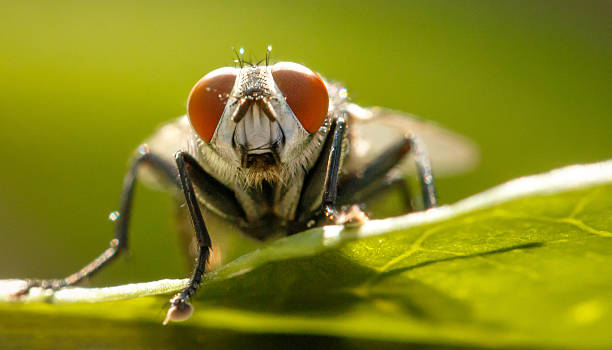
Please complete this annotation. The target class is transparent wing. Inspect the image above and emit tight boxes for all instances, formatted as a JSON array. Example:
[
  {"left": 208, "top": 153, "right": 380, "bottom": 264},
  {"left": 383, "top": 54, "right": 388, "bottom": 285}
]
[
  {"left": 343, "top": 104, "right": 479, "bottom": 177},
  {"left": 136, "top": 115, "right": 192, "bottom": 191},
  {"left": 143, "top": 115, "right": 192, "bottom": 162}
]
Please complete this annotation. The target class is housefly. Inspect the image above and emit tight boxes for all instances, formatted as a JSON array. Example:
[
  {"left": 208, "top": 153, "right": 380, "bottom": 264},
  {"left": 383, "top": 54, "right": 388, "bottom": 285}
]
[{"left": 14, "top": 51, "right": 477, "bottom": 324}]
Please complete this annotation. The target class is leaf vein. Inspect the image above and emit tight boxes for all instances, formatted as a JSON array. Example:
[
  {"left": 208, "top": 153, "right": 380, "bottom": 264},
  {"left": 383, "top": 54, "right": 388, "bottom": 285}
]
[{"left": 492, "top": 210, "right": 612, "bottom": 238}]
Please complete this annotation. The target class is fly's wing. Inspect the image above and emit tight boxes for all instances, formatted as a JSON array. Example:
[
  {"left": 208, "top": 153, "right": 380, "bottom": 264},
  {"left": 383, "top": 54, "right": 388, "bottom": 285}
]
[
  {"left": 143, "top": 115, "right": 192, "bottom": 161},
  {"left": 343, "top": 104, "right": 479, "bottom": 178},
  {"left": 137, "top": 115, "right": 192, "bottom": 192}
]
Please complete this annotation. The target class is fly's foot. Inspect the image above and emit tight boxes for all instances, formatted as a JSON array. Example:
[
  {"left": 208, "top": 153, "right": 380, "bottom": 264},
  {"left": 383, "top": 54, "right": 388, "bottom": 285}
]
[
  {"left": 9, "top": 279, "right": 66, "bottom": 300},
  {"left": 325, "top": 204, "right": 369, "bottom": 227},
  {"left": 163, "top": 293, "right": 194, "bottom": 325}
]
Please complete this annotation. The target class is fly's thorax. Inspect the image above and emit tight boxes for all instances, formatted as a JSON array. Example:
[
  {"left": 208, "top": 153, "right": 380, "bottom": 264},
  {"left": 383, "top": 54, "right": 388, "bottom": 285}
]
[{"left": 187, "top": 62, "right": 333, "bottom": 189}]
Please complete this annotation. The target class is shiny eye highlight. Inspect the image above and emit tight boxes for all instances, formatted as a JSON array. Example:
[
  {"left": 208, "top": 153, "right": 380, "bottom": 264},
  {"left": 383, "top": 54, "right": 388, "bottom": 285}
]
[
  {"left": 272, "top": 62, "right": 329, "bottom": 133},
  {"left": 187, "top": 67, "right": 238, "bottom": 142}
]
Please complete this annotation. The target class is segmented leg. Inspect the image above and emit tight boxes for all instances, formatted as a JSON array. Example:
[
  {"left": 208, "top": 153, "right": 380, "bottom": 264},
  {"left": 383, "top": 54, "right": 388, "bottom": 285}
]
[
  {"left": 13, "top": 149, "right": 178, "bottom": 296},
  {"left": 338, "top": 134, "right": 437, "bottom": 210},
  {"left": 320, "top": 115, "right": 347, "bottom": 220},
  {"left": 320, "top": 121, "right": 437, "bottom": 228},
  {"left": 163, "top": 151, "right": 212, "bottom": 325},
  {"left": 408, "top": 135, "right": 437, "bottom": 208}
]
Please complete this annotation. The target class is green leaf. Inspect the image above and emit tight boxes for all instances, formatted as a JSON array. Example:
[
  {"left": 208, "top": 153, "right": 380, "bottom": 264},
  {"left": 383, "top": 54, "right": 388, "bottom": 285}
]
[{"left": 2, "top": 160, "right": 612, "bottom": 349}]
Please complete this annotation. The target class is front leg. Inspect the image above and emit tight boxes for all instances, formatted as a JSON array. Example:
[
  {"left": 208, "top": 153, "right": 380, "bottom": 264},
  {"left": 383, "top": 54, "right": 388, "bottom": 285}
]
[
  {"left": 320, "top": 116, "right": 370, "bottom": 225},
  {"left": 321, "top": 115, "right": 347, "bottom": 220},
  {"left": 12, "top": 150, "right": 179, "bottom": 296},
  {"left": 163, "top": 151, "right": 213, "bottom": 325},
  {"left": 296, "top": 114, "right": 365, "bottom": 228}
]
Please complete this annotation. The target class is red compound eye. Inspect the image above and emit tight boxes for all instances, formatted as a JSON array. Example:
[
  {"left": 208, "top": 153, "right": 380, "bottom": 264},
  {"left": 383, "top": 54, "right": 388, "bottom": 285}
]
[
  {"left": 187, "top": 67, "right": 238, "bottom": 142},
  {"left": 271, "top": 62, "right": 329, "bottom": 133}
]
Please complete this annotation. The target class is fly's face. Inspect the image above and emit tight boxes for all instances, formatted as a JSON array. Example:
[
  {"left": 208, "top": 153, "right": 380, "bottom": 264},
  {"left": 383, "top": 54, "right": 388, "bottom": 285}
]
[{"left": 187, "top": 62, "right": 330, "bottom": 187}]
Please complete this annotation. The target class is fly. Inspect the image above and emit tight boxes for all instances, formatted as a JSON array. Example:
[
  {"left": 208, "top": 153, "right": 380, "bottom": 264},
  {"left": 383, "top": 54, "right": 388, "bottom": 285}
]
[{"left": 13, "top": 50, "right": 477, "bottom": 324}]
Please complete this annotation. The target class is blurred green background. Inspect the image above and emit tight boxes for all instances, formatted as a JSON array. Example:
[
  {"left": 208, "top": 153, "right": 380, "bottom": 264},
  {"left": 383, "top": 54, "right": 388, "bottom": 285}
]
[{"left": 0, "top": 0, "right": 610, "bottom": 345}]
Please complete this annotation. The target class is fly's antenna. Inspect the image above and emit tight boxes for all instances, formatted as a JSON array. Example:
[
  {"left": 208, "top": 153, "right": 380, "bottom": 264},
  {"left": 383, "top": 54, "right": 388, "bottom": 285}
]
[
  {"left": 265, "top": 45, "right": 272, "bottom": 66},
  {"left": 234, "top": 46, "right": 272, "bottom": 67},
  {"left": 232, "top": 47, "right": 245, "bottom": 68},
  {"left": 254, "top": 45, "right": 272, "bottom": 66},
  {"left": 248, "top": 51, "right": 255, "bottom": 67}
]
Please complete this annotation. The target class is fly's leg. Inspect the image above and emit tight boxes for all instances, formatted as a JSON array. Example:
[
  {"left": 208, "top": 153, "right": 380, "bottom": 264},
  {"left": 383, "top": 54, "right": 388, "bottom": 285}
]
[
  {"left": 295, "top": 114, "right": 368, "bottom": 226},
  {"left": 321, "top": 116, "right": 345, "bottom": 216},
  {"left": 319, "top": 115, "right": 361, "bottom": 224},
  {"left": 163, "top": 151, "right": 212, "bottom": 325},
  {"left": 320, "top": 116, "right": 369, "bottom": 225},
  {"left": 322, "top": 125, "right": 437, "bottom": 225},
  {"left": 338, "top": 134, "right": 437, "bottom": 210},
  {"left": 13, "top": 148, "right": 178, "bottom": 296},
  {"left": 342, "top": 177, "right": 414, "bottom": 216},
  {"left": 408, "top": 135, "right": 437, "bottom": 208}
]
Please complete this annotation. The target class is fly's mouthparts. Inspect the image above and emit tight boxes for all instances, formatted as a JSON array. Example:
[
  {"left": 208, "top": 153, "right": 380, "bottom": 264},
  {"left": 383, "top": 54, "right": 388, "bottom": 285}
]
[
  {"left": 243, "top": 151, "right": 278, "bottom": 170},
  {"left": 240, "top": 144, "right": 280, "bottom": 169}
]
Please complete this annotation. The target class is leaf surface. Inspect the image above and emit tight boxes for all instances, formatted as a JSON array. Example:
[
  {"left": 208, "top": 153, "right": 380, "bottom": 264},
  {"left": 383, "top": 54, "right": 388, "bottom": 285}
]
[{"left": 2, "top": 161, "right": 612, "bottom": 349}]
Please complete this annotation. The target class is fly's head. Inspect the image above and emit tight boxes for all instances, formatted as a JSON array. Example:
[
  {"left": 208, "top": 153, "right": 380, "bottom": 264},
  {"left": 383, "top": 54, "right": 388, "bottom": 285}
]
[{"left": 187, "top": 62, "right": 330, "bottom": 187}]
